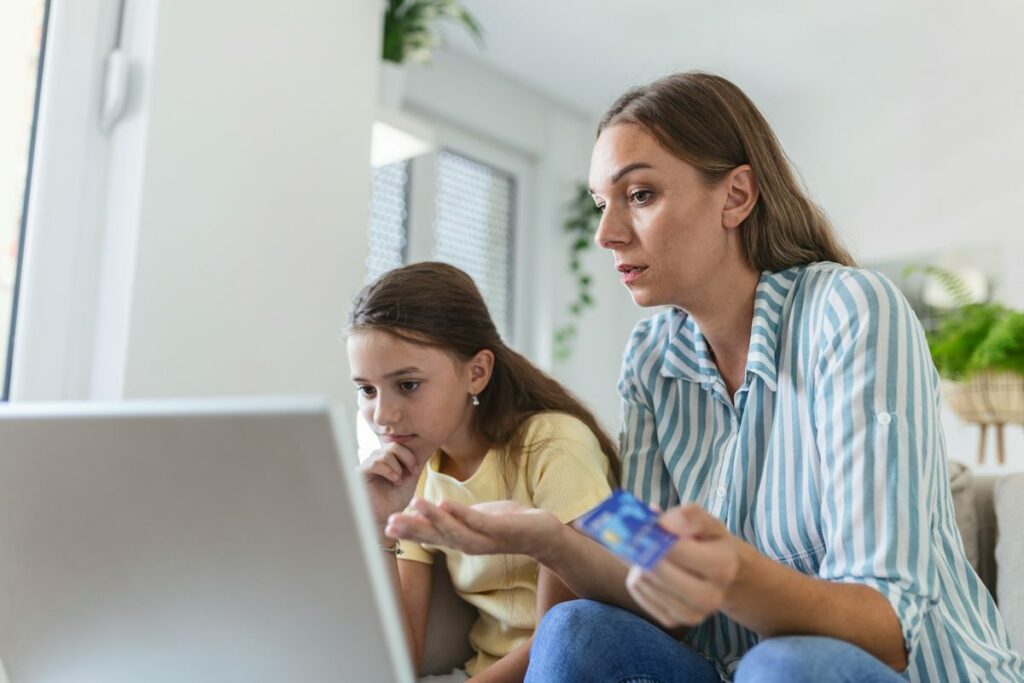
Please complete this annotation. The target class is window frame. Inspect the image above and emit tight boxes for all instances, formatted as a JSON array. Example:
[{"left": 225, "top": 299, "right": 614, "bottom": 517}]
[
  {"left": 7, "top": 0, "right": 124, "bottom": 401},
  {"left": 3, "top": 0, "right": 52, "bottom": 400}
]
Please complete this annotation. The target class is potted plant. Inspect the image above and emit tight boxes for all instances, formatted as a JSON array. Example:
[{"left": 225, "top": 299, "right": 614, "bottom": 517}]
[
  {"left": 381, "top": 0, "right": 483, "bottom": 65},
  {"left": 917, "top": 266, "right": 1024, "bottom": 464}
]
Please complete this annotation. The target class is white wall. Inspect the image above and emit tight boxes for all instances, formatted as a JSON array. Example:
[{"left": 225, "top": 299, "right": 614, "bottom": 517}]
[
  {"left": 113, "top": 0, "right": 378, "bottom": 403},
  {"left": 15, "top": 0, "right": 381, "bottom": 407}
]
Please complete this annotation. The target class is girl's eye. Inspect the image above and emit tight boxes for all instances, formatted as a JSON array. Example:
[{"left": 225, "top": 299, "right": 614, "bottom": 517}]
[
  {"left": 629, "top": 189, "right": 653, "bottom": 204},
  {"left": 398, "top": 381, "right": 420, "bottom": 392},
  {"left": 356, "top": 385, "right": 376, "bottom": 398}
]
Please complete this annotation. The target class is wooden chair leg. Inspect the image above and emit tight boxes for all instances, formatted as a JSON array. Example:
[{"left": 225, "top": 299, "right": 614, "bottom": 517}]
[
  {"left": 978, "top": 424, "right": 988, "bottom": 465},
  {"left": 996, "top": 423, "right": 1006, "bottom": 465}
]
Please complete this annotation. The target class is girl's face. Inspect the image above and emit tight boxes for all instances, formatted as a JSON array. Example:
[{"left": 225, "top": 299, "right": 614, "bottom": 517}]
[
  {"left": 347, "top": 330, "right": 487, "bottom": 462},
  {"left": 588, "top": 123, "right": 745, "bottom": 310}
]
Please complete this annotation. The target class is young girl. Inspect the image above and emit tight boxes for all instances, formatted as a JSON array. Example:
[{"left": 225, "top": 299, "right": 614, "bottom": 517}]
[{"left": 347, "top": 262, "right": 618, "bottom": 682}]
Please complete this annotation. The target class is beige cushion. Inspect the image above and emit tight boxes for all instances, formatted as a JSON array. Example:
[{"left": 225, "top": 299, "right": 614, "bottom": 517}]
[
  {"left": 948, "top": 460, "right": 979, "bottom": 572},
  {"left": 994, "top": 474, "right": 1024, "bottom": 650}
]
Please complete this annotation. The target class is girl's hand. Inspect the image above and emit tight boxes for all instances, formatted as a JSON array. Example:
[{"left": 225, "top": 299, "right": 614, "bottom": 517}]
[
  {"left": 385, "top": 499, "right": 563, "bottom": 557},
  {"left": 625, "top": 504, "right": 742, "bottom": 628},
  {"left": 359, "top": 443, "right": 425, "bottom": 529}
]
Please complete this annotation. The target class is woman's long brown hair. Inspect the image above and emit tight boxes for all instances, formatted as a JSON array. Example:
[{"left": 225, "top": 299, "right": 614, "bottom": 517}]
[{"left": 346, "top": 262, "right": 619, "bottom": 486}]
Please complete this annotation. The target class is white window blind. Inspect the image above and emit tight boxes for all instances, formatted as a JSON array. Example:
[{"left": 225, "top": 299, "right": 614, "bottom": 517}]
[
  {"left": 365, "top": 159, "right": 409, "bottom": 282},
  {"left": 432, "top": 150, "right": 516, "bottom": 340}
]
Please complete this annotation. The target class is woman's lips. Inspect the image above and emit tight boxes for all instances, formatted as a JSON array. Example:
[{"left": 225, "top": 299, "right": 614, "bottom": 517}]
[{"left": 618, "top": 265, "right": 648, "bottom": 284}]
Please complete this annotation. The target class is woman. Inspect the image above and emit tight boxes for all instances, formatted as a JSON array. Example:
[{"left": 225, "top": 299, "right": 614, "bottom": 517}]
[{"left": 386, "top": 72, "right": 1024, "bottom": 682}]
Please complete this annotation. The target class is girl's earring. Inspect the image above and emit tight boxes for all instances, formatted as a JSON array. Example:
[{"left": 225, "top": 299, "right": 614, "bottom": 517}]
[{"left": 470, "top": 394, "right": 480, "bottom": 407}]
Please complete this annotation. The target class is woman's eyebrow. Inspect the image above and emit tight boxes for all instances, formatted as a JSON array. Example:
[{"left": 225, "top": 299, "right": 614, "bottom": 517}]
[{"left": 589, "top": 162, "right": 654, "bottom": 193}]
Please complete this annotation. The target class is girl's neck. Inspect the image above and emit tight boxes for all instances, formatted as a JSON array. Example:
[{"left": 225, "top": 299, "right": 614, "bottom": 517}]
[{"left": 437, "top": 427, "right": 491, "bottom": 482}]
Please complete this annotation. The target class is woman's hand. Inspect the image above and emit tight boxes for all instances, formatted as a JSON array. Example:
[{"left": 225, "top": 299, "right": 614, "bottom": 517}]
[
  {"left": 626, "top": 504, "right": 742, "bottom": 628},
  {"left": 359, "top": 443, "right": 425, "bottom": 529},
  {"left": 385, "top": 498, "right": 564, "bottom": 557}
]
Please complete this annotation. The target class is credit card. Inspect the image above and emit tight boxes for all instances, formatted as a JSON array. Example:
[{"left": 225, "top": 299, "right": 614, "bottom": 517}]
[{"left": 574, "top": 489, "right": 677, "bottom": 570}]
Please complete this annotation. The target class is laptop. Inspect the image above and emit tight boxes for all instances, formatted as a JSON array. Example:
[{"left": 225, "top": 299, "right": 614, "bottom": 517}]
[{"left": 0, "top": 397, "right": 414, "bottom": 683}]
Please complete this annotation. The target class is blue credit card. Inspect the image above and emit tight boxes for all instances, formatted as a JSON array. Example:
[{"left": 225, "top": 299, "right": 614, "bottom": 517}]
[{"left": 574, "top": 489, "right": 678, "bottom": 570}]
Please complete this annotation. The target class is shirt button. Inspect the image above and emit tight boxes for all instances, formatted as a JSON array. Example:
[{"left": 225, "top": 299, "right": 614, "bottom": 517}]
[
  {"left": 716, "top": 486, "right": 727, "bottom": 499},
  {"left": 876, "top": 413, "right": 892, "bottom": 425}
]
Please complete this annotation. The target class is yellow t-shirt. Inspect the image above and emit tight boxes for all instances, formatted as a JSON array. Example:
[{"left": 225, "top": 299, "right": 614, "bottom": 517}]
[{"left": 398, "top": 412, "right": 613, "bottom": 676}]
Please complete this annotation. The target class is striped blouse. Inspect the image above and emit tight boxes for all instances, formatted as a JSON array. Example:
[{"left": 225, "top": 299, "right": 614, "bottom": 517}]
[{"left": 618, "top": 263, "right": 1024, "bottom": 681}]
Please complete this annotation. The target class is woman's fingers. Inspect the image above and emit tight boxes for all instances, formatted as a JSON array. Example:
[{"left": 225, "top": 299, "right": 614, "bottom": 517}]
[
  {"left": 386, "top": 500, "right": 494, "bottom": 553},
  {"left": 646, "top": 555, "right": 726, "bottom": 620},
  {"left": 626, "top": 565, "right": 705, "bottom": 627},
  {"left": 412, "top": 500, "right": 495, "bottom": 552},
  {"left": 385, "top": 511, "right": 439, "bottom": 543}
]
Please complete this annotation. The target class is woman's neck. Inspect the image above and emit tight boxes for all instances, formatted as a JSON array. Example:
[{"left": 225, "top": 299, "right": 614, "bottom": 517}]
[{"left": 684, "top": 265, "right": 760, "bottom": 397}]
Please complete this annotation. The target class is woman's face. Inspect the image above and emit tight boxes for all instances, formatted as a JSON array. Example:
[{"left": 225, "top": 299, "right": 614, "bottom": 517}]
[
  {"left": 588, "top": 123, "right": 737, "bottom": 309},
  {"left": 348, "top": 330, "right": 478, "bottom": 462}
]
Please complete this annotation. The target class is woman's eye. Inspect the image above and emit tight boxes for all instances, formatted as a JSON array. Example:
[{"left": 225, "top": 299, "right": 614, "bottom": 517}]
[
  {"left": 629, "top": 189, "right": 653, "bottom": 204},
  {"left": 356, "top": 385, "right": 376, "bottom": 398},
  {"left": 399, "top": 381, "right": 420, "bottom": 392}
]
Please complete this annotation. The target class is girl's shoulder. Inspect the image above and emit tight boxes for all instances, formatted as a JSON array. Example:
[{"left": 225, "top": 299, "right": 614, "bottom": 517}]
[{"left": 518, "top": 411, "right": 600, "bottom": 447}]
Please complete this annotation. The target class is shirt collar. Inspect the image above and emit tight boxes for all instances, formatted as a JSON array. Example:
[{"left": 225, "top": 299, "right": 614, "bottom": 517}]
[{"left": 659, "top": 268, "right": 801, "bottom": 392}]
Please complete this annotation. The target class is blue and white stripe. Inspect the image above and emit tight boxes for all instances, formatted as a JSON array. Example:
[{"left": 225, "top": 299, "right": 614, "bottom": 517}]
[{"left": 618, "top": 263, "right": 1024, "bottom": 681}]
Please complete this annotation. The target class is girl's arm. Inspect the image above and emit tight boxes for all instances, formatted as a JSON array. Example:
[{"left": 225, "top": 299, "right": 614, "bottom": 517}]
[
  {"left": 468, "top": 552, "right": 579, "bottom": 682},
  {"left": 388, "top": 553, "right": 432, "bottom": 671}
]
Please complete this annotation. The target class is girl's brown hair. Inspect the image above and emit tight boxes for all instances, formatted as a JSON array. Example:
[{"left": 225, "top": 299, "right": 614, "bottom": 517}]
[
  {"left": 346, "top": 262, "right": 619, "bottom": 485},
  {"left": 599, "top": 71, "right": 855, "bottom": 271}
]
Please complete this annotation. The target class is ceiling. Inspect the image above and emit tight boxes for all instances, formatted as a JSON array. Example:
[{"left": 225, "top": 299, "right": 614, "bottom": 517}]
[{"left": 442, "top": 0, "right": 1023, "bottom": 119}]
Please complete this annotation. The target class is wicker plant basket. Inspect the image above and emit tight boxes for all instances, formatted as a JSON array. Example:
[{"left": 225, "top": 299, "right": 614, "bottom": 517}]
[{"left": 942, "top": 370, "right": 1024, "bottom": 464}]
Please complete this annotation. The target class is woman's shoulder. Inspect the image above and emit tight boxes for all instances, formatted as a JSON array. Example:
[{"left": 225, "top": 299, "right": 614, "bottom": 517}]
[{"left": 790, "top": 262, "right": 909, "bottom": 311}]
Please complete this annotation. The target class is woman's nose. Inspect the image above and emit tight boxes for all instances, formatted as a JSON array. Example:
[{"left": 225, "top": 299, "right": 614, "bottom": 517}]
[{"left": 594, "top": 209, "right": 629, "bottom": 250}]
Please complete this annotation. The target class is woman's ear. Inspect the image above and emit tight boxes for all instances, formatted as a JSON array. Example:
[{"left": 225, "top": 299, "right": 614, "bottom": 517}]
[
  {"left": 467, "top": 349, "right": 495, "bottom": 395},
  {"left": 722, "top": 164, "right": 758, "bottom": 230}
]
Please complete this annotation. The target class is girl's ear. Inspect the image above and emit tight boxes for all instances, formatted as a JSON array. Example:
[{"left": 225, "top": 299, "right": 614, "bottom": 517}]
[{"left": 468, "top": 349, "right": 495, "bottom": 395}]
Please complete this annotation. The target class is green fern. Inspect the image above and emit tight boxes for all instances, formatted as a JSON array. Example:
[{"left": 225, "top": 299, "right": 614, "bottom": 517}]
[
  {"left": 901, "top": 264, "right": 975, "bottom": 307},
  {"left": 929, "top": 304, "right": 1004, "bottom": 379},
  {"left": 968, "top": 310, "right": 1024, "bottom": 376},
  {"left": 908, "top": 263, "right": 1024, "bottom": 380}
]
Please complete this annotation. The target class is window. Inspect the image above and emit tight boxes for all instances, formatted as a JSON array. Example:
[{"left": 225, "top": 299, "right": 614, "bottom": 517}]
[
  {"left": 0, "top": 0, "right": 49, "bottom": 399},
  {"left": 365, "top": 147, "right": 521, "bottom": 339},
  {"left": 366, "top": 159, "right": 410, "bottom": 283},
  {"left": 433, "top": 150, "right": 516, "bottom": 340}
]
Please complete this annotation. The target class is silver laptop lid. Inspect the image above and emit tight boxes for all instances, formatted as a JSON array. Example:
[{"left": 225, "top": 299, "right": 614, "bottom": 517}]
[{"left": 0, "top": 397, "right": 413, "bottom": 683}]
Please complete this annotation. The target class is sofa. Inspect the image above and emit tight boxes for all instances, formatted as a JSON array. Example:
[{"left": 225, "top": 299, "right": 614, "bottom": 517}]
[{"left": 417, "top": 463, "right": 1024, "bottom": 676}]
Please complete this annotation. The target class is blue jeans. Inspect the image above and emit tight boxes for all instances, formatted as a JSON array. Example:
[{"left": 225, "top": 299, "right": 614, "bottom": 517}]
[{"left": 526, "top": 600, "right": 905, "bottom": 683}]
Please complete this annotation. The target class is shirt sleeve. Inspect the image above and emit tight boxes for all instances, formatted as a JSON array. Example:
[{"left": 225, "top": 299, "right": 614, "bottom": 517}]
[
  {"left": 525, "top": 415, "right": 614, "bottom": 524},
  {"left": 813, "top": 270, "right": 942, "bottom": 659},
  {"left": 618, "top": 318, "right": 681, "bottom": 511}
]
